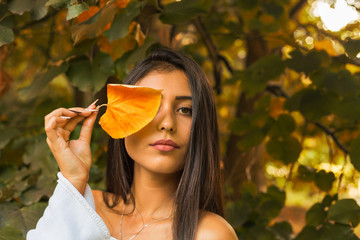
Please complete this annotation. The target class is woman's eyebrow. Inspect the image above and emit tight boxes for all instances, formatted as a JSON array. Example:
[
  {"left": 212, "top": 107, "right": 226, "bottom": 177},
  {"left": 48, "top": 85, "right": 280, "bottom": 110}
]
[{"left": 175, "top": 96, "right": 192, "bottom": 101}]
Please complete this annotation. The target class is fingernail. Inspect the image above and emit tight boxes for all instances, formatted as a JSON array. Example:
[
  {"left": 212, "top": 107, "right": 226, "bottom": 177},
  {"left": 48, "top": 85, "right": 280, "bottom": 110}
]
[
  {"left": 87, "top": 99, "right": 99, "bottom": 109},
  {"left": 69, "top": 109, "right": 83, "bottom": 114},
  {"left": 60, "top": 116, "right": 72, "bottom": 120},
  {"left": 84, "top": 109, "right": 98, "bottom": 112}
]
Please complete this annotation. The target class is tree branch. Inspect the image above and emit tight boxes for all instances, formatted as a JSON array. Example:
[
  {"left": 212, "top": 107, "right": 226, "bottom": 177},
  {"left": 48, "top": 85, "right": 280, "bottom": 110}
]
[
  {"left": 314, "top": 122, "right": 349, "bottom": 154},
  {"left": 333, "top": 55, "right": 360, "bottom": 67},
  {"left": 301, "top": 22, "right": 343, "bottom": 44},
  {"left": 218, "top": 54, "right": 233, "bottom": 74},
  {"left": 337, "top": 153, "right": 348, "bottom": 192},
  {"left": 289, "top": 0, "right": 308, "bottom": 19},
  {"left": 193, "top": 16, "right": 222, "bottom": 94},
  {"left": 265, "top": 84, "right": 288, "bottom": 98}
]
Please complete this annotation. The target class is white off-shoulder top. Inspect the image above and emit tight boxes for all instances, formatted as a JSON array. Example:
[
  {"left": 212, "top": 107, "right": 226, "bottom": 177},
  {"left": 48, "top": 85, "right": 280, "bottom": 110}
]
[{"left": 27, "top": 172, "right": 117, "bottom": 240}]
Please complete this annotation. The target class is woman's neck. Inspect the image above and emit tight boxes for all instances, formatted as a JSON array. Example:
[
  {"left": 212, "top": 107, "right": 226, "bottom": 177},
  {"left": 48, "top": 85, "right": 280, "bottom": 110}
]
[{"left": 130, "top": 163, "right": 181, "bottom": 218}]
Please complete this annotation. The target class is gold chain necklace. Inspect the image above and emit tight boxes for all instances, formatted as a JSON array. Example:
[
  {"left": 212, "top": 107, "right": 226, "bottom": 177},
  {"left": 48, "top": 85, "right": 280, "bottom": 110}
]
[{"left": 119, "top": 204, "right": 172, "bottom": 240}]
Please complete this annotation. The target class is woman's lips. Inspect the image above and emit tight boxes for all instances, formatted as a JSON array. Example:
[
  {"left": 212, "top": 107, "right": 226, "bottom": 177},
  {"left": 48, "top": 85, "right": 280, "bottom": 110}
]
[
  {"left": 152, "top": 145, "right": 176, "bottom": 151},
  {"left": 150, "top": 139, "right": 179, "bottom": 152}
]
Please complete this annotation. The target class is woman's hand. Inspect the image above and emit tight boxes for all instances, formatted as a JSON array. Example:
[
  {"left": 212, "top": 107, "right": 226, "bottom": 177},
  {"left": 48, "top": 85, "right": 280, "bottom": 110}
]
[{"left": 44, "top": 101, "right": 98, "bottom": 194}]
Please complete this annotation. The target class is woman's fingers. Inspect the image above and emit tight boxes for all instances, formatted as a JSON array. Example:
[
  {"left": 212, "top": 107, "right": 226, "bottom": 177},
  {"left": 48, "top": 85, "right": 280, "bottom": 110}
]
[
  {"left": 44, "top": 108, "right": 76, "bottom": 144},
  {"left": 45, "top": 100, "right": 99, "bottom": 144},
  {"left": 78, "top": 101, "right": 98, "bottom": 144},
  {"left": 44, "top": 116, "right": 60, "bottom": 143},
  {"left": 63, "top": 104, "right": 98, "bottom": 134},
  {"left": 45, "top": 108, "right": 77, "bottom": 124},
  {"left": 62, "top": 114, "right": 86, "bottom": 133},
  {"left": 78, "top": 112, "right": 98, "bottom": 144}
]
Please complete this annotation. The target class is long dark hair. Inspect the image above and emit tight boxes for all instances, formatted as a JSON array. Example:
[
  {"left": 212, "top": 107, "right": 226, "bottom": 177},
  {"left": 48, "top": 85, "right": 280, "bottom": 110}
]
[{"left": 104, "top": 48, "right": 223, "bottom": 240}]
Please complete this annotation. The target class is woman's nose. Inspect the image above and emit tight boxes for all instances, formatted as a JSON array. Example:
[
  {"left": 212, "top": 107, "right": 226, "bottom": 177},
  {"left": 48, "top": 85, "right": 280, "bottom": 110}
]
[{"left": 156, "top": 104, "right": 175, "bottom": 133}]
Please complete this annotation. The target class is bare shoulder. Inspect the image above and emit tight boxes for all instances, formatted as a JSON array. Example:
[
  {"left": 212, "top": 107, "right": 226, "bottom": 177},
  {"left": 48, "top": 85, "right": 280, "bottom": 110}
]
[
  {"left": 195, "top": 211, "right": 238, "bottom": 240},
  {"left": 91, "top": 190, "right": 104, "bottom": 206},
  {"left": 91, "top": 190, "right": 123, "bottom": 212}
]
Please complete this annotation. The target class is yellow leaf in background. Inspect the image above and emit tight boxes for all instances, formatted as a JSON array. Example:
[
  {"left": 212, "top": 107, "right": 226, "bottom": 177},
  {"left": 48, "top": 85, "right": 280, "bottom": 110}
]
[
  {"left": 346, "top": 63, "right": 360, "bottom": 74},
  {"left": 269, "top": 97, "right": 286, "bottom": 118},
  {"left": 128, "top": 21, "right": 136, "bottom": 34},
  {"left": 135, "top": 23, "right": 146, "bottom": 46},
  {"left": 97, "top": 36, "right": 112, "bottom": 55},
  {"left": 99, "top": 84, "right": 162, "bottom": 139},
  {"left": 314, "top": 40, "right": 340, "bottom": 56}
]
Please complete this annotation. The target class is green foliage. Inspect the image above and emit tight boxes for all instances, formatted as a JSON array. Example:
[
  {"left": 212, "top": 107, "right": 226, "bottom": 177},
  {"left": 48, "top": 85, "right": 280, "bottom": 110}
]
[
  {"left": 266, "top": 135, "right": 301, "bottom": 164},
  {"left": 19, "top": 63, "right": 69, "bottom": 100},
  {"left": 242, "top": 55, "right": 286, "bottom": 96},
  {"left": 159, "top": 0, "right": 211, "bottom": 24},
  {"left": 1, "top": 0, "right": 360, "bottom": 239},
  {"left": 0, "top": 226, "right": 23, "bottom": 240},
  {"left": 0, "top": 25, "right": 14, "bottom": 47},
  {"left": 294, "top": 226, "right": 321, "bottom": 240},
  {"left": 67, "top": 2, "right": 89, "bottom": 20},
  {"left": 71, "top": 2, "right": 118, "bottom": 44},
  {"left": 297, "top": 165, "right": 316, "bottom": 182},
  {"left": 314, "top": 170, "right": 335, "bottom": 192},
  {"left": 285, "top": 88, "right": 337, "bottom": 121},
  {"left": 104, "top": 1, "right": 143, "bottom": 42},
  {"left": 286, "top": 50, "right": 324, "bottom": 75},
  {"left": 294, "top": 195, "right": 360, "bottom": 240},
  {"left": 306, "top": 203, "right": 327, "bottom": 227},
  {"left": 9, "top": 0, "right": 48, "bottom": 20},
  {"left": 344, "top": 38, "right": 360, "bottom": 58},
  {"left": 319, "top": 223, "right": 359, "bottom": 240},
  {"left": 328, "top": 199, "right": 360, "bottom": 227},
  {"left": 262, "top": 1, "right": 284, "bottom": 18},
  {"left": 67, "top": 52, "right": 114, "bottom": 92},
  {"left": 270, "top": 221, "right": 293, "bottom": 240},
  {"left": 350, "top": 137, "right": 360, "bottom": 172},
  {"left": 227, "top": 183, "right": 287, "bottom": 240},
  {"left": 0, "top": 202, "right": 48, "bottom": 235}
]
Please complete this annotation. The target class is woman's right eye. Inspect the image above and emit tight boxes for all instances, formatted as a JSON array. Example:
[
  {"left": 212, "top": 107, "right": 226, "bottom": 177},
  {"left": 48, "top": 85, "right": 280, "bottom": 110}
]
[{"left": 178, "top": 107, "right": 192, "bottom": 116}]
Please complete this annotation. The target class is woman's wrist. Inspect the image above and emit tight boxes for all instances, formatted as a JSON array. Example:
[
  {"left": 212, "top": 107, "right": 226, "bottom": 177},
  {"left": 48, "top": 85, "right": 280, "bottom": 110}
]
[{"left": 61, "top": 173, "right": 89, "bottom": 195}]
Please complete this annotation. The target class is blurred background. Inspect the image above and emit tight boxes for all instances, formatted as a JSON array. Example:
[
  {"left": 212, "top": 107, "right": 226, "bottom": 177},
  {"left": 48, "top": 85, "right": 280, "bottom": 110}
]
[{"left": 0, "top": 0, "right": 360, "bottom": 239}]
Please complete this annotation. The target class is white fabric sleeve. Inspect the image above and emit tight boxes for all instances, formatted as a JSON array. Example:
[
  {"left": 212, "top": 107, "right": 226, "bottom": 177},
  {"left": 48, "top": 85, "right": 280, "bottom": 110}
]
[{"left": 26, "top": 172, "right": 111, "bottom": 240}]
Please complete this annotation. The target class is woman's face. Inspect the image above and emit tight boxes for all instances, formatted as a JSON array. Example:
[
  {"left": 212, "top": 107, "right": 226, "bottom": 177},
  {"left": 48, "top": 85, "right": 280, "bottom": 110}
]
[{"left": 124, "top": 69, "right": 192, "bottom": 174}]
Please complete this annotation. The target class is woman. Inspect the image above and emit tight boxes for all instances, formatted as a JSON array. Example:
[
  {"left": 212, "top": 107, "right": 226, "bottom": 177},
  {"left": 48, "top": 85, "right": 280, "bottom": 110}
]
[{"left": 27, "top": 48, "right": 238, "bottom": 240}]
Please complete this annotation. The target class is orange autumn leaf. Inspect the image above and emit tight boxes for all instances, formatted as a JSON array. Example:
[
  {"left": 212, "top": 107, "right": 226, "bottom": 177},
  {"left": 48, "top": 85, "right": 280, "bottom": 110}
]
[
  {"left": 114, "top": 0, "right": 130, "bottom": 8},
  {"left": 100, "top": 0, "right": 129, "bottom": 8},
  {"left": 99, "top": 0, "right": 108, "bottom": 8},
  {"left": 99, "top": 84, "right": 162, "bottom": 139},
  {"left": 76, "top": 6, "right": 111, "bottom": 31},
  {"left": 76, "top": 6, "right": 99, "bottom": 23},
  {"left": 97, "top": 32, "right": 137, "bottom": 60}
]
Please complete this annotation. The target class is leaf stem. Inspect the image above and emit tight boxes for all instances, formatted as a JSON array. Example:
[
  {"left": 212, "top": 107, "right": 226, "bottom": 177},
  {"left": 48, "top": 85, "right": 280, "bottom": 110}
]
[{"left": 96, "top": 104, "right": 107, "bottom": 110}]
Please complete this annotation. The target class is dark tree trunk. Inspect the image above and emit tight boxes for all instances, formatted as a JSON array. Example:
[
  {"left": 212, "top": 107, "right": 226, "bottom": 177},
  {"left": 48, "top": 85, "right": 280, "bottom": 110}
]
[{"left": 224, "top": 32, "right": 268, "bottom": 197}]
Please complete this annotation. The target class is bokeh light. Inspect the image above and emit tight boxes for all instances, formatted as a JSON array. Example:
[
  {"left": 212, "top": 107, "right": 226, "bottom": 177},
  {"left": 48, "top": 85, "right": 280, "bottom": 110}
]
[{"left": 312, "top": 0, "right": 359, "bottom": 32}]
